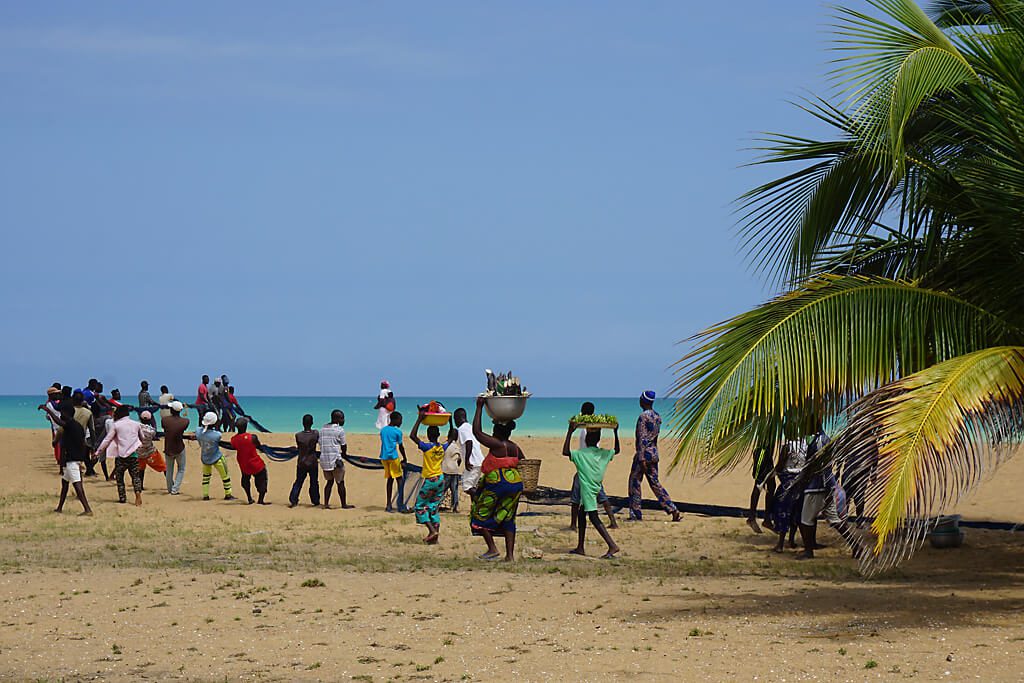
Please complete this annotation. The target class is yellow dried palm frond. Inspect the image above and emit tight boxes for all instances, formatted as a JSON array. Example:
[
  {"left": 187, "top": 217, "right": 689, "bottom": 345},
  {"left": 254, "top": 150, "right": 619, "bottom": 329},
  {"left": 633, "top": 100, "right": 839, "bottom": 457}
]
[{"left": 831, "top": 346, "right": 1024, "bottom": 573}]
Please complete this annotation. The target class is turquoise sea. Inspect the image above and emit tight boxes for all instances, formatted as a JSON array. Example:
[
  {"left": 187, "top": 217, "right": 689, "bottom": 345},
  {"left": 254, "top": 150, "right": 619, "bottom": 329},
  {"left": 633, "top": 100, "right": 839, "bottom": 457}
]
[{"left": 2, "top": 395, "right": 651, "bottom": 436}]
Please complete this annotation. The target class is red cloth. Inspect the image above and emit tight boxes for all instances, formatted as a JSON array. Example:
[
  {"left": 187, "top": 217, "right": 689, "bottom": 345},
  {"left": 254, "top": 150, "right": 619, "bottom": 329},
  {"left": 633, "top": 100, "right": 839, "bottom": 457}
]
[
  {"left": 138, "top": 450, "right": 167, "bottom": 473},
  {"left": 481, "top": 445, "right": 521, "bottom": 474},
  {"left": 230, "top": 433, "right": 265, "bottom": 475},
  {"left": 196, "top": 384, "right": 209, "bottom": 405}
]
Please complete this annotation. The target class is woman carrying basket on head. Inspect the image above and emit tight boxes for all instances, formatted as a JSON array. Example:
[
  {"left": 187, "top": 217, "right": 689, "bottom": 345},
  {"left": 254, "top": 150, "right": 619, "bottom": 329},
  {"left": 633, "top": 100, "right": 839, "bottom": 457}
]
[{"left": 469, "top": 396, "right": 525, "bottom": 562}]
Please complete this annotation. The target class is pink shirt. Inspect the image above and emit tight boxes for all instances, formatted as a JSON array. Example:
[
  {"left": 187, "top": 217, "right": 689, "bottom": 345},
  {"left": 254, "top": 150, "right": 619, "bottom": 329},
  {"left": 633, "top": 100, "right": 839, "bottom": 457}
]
[{"left": 97, "top": 417, "right": 144, "bottom": 459}]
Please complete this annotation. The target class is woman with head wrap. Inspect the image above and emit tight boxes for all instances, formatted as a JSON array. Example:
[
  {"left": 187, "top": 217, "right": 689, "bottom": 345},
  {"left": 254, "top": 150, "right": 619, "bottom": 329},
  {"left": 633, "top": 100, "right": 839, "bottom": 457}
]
[
  {"left": 627, "top": 391, "right": 682, "bottom": 522},
  {"left": 469, "top": 396, "right": 525, "bottom": 561}
]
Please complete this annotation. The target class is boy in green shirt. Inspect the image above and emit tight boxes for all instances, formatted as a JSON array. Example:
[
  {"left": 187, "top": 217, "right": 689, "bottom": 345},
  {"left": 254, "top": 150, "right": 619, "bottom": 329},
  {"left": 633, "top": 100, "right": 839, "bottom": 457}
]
[{"left": 562, "top": 421, "right": 621, "bottom": 559}]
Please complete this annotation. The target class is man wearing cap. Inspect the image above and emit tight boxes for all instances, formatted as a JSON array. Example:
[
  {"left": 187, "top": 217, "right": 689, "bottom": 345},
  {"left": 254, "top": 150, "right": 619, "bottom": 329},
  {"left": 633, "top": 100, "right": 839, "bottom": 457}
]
[
  {"left": 627, "top": 391, "right": 682, "bottom": 522},
  {"left": 162, "top": 401, "right": 190, "bottom": 495},
  {"left": 197, "top": 411, "right": 233, "bottom": 501}
]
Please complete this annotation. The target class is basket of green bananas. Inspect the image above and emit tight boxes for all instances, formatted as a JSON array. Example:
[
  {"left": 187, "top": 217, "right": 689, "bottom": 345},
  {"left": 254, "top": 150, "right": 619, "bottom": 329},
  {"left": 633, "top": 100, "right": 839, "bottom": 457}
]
[{"left": 569, "top": 413, "right": 619, "bottom": 430}]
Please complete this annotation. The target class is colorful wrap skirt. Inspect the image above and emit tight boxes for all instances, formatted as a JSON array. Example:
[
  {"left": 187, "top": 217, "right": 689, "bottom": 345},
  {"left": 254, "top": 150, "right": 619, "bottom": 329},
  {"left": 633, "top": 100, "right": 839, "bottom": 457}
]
[
  {"left": 771, "top": 471, "right": 803, "bottom": 531},
  {"left": 415, "top": 475, "right": 445, "bottom": 525},
  {"left": 470, "top": 467, "right": 523, "bottom": 537}
]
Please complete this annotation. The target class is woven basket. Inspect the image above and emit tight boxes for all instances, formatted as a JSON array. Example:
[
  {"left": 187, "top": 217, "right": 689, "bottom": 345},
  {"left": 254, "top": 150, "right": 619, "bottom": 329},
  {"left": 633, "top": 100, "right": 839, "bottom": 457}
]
[{"left": 519, "top": 458, "right": 542, "bottom": 493}]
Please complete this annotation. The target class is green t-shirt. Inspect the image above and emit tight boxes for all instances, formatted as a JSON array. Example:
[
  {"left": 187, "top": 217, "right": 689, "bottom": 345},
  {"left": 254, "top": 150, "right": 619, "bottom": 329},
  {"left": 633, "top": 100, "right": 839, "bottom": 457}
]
[{"left": 569, "top": 447, "right": 615, "bottom": 512}]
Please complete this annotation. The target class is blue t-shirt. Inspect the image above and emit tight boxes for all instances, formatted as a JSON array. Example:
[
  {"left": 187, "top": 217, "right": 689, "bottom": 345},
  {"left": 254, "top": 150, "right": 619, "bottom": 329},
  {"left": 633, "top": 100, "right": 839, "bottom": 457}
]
[
  {"left": 197, "top": 427, "right": 223, "bottom": 465},
  {"left": 379, "top": 426, "right": 403, "bottom": 460}
]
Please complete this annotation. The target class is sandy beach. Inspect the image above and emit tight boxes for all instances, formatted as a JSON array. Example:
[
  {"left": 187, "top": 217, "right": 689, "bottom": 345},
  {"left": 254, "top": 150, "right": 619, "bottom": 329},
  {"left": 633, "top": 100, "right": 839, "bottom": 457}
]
[{"left": 1, "top": 428, "right": 1022, "bottom": 682}]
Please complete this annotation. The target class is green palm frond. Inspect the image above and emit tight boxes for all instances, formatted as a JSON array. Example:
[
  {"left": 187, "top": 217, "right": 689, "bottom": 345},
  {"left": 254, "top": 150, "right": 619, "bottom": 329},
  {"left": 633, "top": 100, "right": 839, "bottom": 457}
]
[
  {"left": 929, "top": 1, "right": 994, "bottom": 27},
  {"left": 829, "top": 346, "right": 1024, "bottom": 572},
  {"left": 811, "top": 225, "right": 937, "bottom": 279},
  {"left": 668, "top": 275, "right": 1016, "bottom": 477},
  {"left": 679, "top": 0, "right": 1024, "bottom": 573},
  {"left": 832, "top": 0, "right": 980, "bottom": 171},
  {"left": 737, "top": 99, "right": 898, "bottom": 282}
]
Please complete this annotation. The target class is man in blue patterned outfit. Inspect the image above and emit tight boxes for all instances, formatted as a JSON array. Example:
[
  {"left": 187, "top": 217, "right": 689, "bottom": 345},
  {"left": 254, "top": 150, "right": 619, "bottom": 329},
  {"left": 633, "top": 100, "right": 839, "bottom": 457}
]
[{"left": 627, "top": 391, "right": 682, "bottom": 522}]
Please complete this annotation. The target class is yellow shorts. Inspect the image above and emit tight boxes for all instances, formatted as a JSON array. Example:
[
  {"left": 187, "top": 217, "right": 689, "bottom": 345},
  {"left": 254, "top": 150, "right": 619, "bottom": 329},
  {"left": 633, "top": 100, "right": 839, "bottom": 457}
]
[{"left": 382, "top": 458, "right": 404, "bottom": 479}]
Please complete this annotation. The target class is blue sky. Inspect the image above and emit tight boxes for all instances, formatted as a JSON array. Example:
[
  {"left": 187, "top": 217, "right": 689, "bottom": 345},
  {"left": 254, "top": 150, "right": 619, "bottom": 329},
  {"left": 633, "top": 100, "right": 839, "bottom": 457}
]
[{"left": 0, "top": 1, "right": 874, "bottom": 397}]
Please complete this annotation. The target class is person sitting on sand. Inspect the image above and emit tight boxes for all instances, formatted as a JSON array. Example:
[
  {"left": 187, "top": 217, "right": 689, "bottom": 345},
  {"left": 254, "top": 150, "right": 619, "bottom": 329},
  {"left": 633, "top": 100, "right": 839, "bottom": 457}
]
[
  {"left": 746, "top": 438, "right": 777, "bottom": 534},
  {"left": 136, "top": 411, "right": 166, "bottom": 491},
  {"left": 289, "top": 414, "right": 321, "bottom": 508},
  {"left": 570, "top": 402, "right": 617, "bottom": 531},
  {"left": 197, "top": 412, "right": 234, "bottom": 501},
  {"left": 319, "top": 410, "right": 353, "bottom": 509},
  {"left": 469, "top": 397, "right": 525, "bottom": 562},
  {"left": 95, "top": 405, "right": 145, "bottom": 506},
  {"left": 563, "top": 419, "right": 620, "bottom": 559},
  {"left": 627, "top": 391, "right": 682, "bottom": 522},
  {"left": 409, "top": 412, "right": 454, "bottom": 544},
  {"left": 53, "top": 403, "right": 93, "bottom": 515},
  {"left": 230, "top": 418, "right": 269, "bottom": 505},
  {"left": 440, "top": 427, "right": 463, "bottom": 513},
  {"left": 380, "top": 412, "right": 408, "bottom": 513},
  {"left": 162, "top": 401, "right": 189, "bottom": 495}
]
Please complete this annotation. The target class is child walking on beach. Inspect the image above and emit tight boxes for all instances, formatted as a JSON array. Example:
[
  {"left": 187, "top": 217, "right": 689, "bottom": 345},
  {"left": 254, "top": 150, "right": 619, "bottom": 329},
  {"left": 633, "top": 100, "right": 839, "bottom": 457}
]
[
  {"left": 197, "top": 412, "right": 233, "bottom": 501},
  {"left": 380, "top": 412, "right": 408, "bottom": 512},
  {"left": 563, "top": 420, "right": 621, "bottom": 558},
  {"left": 569, "top": 402, "right": 617, "bottom": 531},
  {"left": 230, "top": 418, "right": 269, "bottom": 505},
  {"left": 409, "top": 412, "right": 454, "bottom": 543}
]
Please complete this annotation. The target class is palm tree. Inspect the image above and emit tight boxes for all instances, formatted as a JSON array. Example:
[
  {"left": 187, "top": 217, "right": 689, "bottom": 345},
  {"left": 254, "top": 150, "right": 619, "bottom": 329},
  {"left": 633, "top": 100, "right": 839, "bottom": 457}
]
[{"left": 669, "top": 0, "right": 1024, "bottom": 572}]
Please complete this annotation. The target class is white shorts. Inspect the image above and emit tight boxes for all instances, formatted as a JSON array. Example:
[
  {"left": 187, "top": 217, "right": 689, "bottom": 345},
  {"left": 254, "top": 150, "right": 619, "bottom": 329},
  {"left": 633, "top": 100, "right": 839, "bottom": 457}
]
[
  {"left": 462, "top": 467, "right": 481, "bottom": 492},
  {"left": 801, "top": 491, "right": 841, "bottom": 526},
  {"left": 62, "top": 462, "right": 83, "bottom": 484},
  {"left": 321, "top": 459, "right": 345, "bottom": 483}
]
